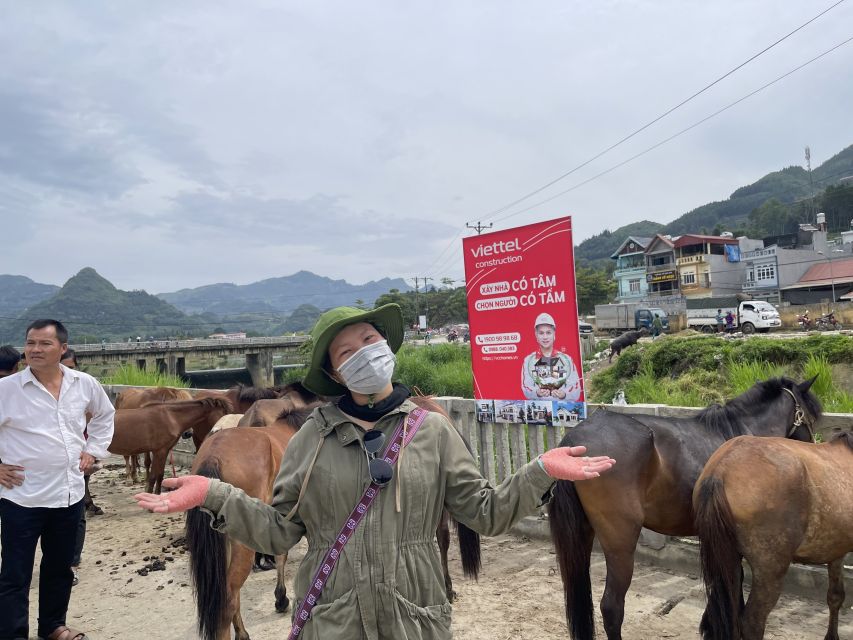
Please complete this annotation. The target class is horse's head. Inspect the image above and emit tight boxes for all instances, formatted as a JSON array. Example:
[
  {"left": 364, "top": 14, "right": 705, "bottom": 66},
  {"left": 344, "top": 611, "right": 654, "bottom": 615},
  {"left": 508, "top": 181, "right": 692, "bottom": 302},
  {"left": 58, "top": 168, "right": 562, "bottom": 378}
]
[{"left": 778, "top": 376, "right": 822, "bottom": 442}]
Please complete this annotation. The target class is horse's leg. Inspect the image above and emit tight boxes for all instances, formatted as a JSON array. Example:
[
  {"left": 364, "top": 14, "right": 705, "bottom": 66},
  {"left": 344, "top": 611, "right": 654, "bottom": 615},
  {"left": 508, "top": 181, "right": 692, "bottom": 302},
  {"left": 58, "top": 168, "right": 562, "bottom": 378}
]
[
  {"left": 824, "top": 557, "right": 845, "bottom": 640},
  {"left": 227, "top": 542, "right": 255, "bottom": 640},
  {"left": 148, "top": 449, "right": 168, "bottom": 495},
  {"left": 436, "top": 510, "right": 455, "bottom": 602},
  {"left": 144, "top": 451, "right": 152, "bottom": 482},
  {"left": 740, "top": 562, "right": 787, "bottom": 640},
  {"left": 274, "top": 552, "right": 290, "bottom": 613},
  {"left": 124, "top": 455, "right": 134, "bottom": 484},
  {"left": 596, "top": 520, "right": 643, "bottom": 640}
]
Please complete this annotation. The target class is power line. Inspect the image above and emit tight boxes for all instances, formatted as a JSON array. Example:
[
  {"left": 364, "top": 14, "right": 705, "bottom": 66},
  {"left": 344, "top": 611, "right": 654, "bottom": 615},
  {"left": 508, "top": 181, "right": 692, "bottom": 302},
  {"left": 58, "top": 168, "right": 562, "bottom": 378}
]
[
  {"left": 477, "top": 0, "right": 849, "bottom": 223},
  {"left": 488, "top": 34, "right": 853, "bottom": 226}
]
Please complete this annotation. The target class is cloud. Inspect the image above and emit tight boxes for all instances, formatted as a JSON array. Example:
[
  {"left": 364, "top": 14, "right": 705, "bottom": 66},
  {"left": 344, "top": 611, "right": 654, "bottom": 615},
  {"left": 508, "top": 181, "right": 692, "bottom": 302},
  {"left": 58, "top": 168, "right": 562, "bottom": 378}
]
[{"left": 0, "top": 1, "right": 851, "bottom": 291}]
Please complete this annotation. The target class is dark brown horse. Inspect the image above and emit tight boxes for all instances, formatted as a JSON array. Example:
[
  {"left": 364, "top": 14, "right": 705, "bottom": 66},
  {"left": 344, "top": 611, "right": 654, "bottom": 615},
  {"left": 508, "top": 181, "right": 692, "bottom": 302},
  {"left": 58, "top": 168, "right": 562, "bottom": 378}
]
[
  {"left": 695, "top": 432, "right": 853, "bottom": 640},
  {"left": 109, "top": 398, "right": 232, "bottom": 493},
  {"left": 184, "top": 389, "right": 481, "bottom": 640},
  {"left": 548, "top": 377, "right": 820, "bottom": 640},
  {"left": 114, "top": 387, "right": 193, "bottom": 483}
]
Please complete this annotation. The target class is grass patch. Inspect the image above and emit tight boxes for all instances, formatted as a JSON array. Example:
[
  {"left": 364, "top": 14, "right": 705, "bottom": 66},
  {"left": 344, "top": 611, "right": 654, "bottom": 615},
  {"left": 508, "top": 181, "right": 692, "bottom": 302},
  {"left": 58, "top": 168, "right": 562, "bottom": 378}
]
[
  {"left": 99, "top": 364, "right": 189, "bottom": 388},
  {"left": 394, "top": 344, "right": 474, "bottom": 397},
  {"left": 588, "top": 333, "right": 853, "bottom": 408}
]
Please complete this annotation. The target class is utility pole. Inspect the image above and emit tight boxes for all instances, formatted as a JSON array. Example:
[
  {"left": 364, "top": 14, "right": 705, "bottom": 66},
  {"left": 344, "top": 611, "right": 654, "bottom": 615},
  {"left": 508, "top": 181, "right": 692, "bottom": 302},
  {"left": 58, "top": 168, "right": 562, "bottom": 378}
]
[
  {"left": 466, "top": 221, "right": 493, "bottom": 235},
  {"left": 805, "top": 146, "right": 814, "bottom": 225},
  {"left": 412, "top": 277, "right": 420, "bottom": 330}
]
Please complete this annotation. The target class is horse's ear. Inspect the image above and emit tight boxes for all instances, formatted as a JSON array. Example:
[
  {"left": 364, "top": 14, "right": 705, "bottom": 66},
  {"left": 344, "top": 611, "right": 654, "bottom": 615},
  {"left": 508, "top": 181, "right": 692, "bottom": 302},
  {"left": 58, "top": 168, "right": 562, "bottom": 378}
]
[{"left": 798, "top": 375, "right": 819, "bottom": 393}]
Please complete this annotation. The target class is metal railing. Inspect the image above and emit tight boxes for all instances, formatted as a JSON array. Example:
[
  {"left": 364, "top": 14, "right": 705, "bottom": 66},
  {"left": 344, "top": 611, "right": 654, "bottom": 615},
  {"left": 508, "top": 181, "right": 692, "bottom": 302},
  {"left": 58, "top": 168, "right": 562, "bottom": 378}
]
[{"left": 67, "top": 336, "right": 308, "bottom": 354}]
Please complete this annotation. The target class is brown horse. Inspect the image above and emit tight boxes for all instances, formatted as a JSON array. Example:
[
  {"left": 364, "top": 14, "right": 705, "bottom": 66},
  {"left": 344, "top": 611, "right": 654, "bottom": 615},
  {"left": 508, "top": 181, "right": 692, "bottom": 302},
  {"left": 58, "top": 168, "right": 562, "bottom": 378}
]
[
  {"left": 186, "top": 390, "right": 323, "bottom": 640},
  {"left": 109, "top": 398, "right": 232, "bottom": 493},
  {"left": 695, "top": 432, "right": 853, "bottom": 640},
  {"left": 184, "top": 389, "right": 481, "bottom": 640},
  {"left": 115, "top": 387, "right": 193, "bottom": 483},
  {"left": 548, "top": 377, "right": 820, "bottom": 640}
]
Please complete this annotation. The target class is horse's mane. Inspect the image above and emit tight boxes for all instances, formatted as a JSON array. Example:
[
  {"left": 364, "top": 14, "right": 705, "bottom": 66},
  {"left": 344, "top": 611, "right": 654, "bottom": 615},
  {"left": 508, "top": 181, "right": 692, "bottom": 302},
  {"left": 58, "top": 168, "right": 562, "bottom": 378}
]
[
  {"left": 234, "top": 384, "right": 279, "bottom": 402},
  {"left": 696, "top": 377, "right": 821, "bottom": 439},
  {"left": 275, "top": 381, "right": 320, "bottom": 406},
  {"left": 196, "top": 397, "right": 234, "bottom": 413},
  {"left": 275, "top": 404, "right": 316, "bottom": 430},
  {"left": 830, "top": 431, "right": 853, "bottom": 451}
]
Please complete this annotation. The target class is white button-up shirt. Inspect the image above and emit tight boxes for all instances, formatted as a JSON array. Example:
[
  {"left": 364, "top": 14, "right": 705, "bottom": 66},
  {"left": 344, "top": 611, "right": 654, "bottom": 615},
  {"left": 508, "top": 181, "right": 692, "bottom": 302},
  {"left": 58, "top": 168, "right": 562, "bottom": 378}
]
[{"left": 0, "top": 364, "right": 115, "bottom": 508}]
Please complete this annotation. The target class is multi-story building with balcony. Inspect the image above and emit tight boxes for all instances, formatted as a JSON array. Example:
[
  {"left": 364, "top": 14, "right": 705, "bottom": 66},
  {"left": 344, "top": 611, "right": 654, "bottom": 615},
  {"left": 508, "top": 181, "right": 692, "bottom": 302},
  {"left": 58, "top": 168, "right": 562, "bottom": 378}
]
[
  {"left": 673, "top": 234, "right": 752, "bottom": 299},
  {"left": 643, "top": 234, "right": 681, "bottom": 300},
  {"left": 742, "top": 244, "right": 825, "bottom": 303},
  {"left": 611, "top": 236, "right": 652, "bottom": 302}
]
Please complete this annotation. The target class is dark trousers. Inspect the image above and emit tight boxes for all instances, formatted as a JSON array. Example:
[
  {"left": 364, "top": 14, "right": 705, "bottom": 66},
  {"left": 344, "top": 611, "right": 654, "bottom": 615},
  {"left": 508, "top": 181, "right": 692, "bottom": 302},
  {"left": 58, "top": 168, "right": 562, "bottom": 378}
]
[
  {"left": 0, "top": 498, "right": 84, "bottom": 640},
  {"left": 71, "top": 509, "right": 86, "bottom": 567}
]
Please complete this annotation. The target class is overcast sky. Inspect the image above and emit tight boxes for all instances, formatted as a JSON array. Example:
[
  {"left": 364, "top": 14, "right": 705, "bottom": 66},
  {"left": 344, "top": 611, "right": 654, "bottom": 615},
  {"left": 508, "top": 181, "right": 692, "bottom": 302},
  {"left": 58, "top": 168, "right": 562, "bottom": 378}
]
[{"left": 1, "top": 1, "right": 851, "bottom": 293}]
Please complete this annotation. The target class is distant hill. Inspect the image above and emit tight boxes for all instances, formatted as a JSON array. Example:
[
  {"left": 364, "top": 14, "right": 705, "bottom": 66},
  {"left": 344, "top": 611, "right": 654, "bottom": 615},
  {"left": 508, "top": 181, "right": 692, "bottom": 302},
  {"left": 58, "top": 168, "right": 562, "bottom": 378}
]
[
  {"left": 159, "top": 270, "right": 411, "bottom": 315},
  {"left": 574, "top": 221, "right": 665, "bottom": 270},
  {"left": 282, "top": 303, "right": 323, "bottom": 332},
  {"left": 0, "top": 275, "right": 60, "bottom": 315},
  {"left": 575, "top": 143, "right": 853, "bottom": 265},
  {"left": 0, "top": 268, "right": 204, "bottom": 343}
]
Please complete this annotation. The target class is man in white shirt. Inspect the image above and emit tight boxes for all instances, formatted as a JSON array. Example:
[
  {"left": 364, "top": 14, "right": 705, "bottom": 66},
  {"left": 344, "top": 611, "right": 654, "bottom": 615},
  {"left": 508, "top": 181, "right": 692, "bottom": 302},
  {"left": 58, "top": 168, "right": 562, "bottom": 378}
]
[{"left": 0, "top": 319, "right": 114, "bottom": 640}]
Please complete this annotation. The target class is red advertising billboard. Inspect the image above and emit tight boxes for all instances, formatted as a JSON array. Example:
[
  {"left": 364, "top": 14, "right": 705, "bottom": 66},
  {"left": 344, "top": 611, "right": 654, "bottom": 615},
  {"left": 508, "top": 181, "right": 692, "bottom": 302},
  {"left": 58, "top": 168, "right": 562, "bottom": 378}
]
[{"left": 463, "top": 217, "right": 585, "bottom": 423}]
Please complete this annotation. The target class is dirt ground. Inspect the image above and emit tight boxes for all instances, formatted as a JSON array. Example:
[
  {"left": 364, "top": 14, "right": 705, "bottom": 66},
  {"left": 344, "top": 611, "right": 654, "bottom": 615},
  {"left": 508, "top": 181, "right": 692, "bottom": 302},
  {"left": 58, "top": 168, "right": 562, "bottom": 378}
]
[{"left": 17, "top": 461, "right": 851, "bottom": 640}]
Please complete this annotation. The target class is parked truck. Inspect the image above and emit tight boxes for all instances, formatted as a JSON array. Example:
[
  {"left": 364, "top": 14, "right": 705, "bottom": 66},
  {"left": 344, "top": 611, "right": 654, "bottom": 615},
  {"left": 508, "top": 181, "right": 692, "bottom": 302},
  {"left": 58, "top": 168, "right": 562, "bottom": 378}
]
[
  {"left": 685, "top": 296, "right": 781, "bottom": 334},
  {"left": 594, "top": 303, "right": 670, "bottom": 337}
]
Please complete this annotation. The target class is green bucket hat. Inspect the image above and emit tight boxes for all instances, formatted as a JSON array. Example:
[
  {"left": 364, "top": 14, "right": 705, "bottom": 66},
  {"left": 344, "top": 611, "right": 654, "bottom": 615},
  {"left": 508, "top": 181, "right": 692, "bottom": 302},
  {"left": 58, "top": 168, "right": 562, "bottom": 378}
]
[{"left": 302, "top": 303, "right": 405, "bottom": 396}]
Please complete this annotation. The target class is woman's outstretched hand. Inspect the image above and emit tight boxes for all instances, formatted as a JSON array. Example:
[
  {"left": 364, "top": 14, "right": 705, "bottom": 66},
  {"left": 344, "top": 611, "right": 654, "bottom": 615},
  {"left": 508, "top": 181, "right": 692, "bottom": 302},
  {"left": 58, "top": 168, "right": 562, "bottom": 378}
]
[
  {"left": 540, "top": 446, "right": 615, "bottom": 481},
  {"left": 133, "top": 475, "right": 211, "bottom": 513}
]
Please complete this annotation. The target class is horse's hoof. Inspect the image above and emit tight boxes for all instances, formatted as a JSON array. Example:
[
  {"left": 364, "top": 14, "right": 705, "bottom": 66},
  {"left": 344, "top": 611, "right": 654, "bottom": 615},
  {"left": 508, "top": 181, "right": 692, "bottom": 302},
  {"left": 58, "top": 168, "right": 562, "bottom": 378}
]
[
  {"left": 275, "top": 595, "right": 290, "bottom": 613},
  {"left": 448, "top": 589, "right": 457, "bottom": 603}
]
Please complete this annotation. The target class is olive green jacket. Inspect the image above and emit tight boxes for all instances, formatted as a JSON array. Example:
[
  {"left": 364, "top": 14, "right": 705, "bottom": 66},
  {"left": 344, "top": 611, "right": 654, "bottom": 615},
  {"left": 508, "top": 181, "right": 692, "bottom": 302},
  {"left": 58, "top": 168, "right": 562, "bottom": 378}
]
[{"left": 201, "top": 399, "right": 554, "bottom": 640}]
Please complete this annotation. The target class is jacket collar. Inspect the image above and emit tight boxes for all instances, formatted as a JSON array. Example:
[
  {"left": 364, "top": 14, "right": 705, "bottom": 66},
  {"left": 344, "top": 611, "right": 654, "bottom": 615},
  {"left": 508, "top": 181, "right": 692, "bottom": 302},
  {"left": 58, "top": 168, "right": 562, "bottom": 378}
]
[{"left": 314, "top": 398, "right": 418, "bottom": 445}]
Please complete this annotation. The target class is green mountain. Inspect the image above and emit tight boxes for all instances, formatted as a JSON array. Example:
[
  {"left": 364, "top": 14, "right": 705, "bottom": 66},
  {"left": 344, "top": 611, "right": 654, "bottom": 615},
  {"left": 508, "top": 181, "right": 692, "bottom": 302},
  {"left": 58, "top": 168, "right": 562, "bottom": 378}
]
[
  {"left": 575, "top": 143, "right": 853, "bottom": 265},
  {"left": 0, "top": 268, "right": 206, "bottom": 343},
  {"left": 158, "top": 270, "right": 411, "bottom": 315},
  {"left": 0, "top": 275, "right": 60, "bottom": 315},
  {"left": 574, "top": 221, "right": 665, "bottom": 270},
  {"left": 282, "top": 303, "right": 323, "bottom": 333}
]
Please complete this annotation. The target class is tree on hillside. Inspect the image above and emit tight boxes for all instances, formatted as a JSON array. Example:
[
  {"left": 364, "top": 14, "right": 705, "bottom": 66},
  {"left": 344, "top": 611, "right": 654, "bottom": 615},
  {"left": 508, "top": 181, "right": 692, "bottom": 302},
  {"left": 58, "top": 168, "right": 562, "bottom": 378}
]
[{"left": 575, "top": 266, "right": 617, "bottom": 314}]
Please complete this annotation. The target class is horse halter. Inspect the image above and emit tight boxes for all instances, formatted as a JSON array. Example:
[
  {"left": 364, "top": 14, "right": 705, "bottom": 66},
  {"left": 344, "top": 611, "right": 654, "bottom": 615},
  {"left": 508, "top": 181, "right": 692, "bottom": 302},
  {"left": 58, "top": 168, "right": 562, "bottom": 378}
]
[{"left": 781, "top": 387, "right": 815, "bottom": 442}]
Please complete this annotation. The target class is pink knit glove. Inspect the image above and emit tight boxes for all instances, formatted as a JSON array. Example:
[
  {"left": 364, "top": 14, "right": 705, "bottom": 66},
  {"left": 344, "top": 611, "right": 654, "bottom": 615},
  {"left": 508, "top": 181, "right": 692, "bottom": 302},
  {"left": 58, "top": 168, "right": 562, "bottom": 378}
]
[
  {"left": 133, "top": 475, "right": 211, "bottom": 513},
  {"left": 539, "top": 446, "right": 615, "bottom": 481}
]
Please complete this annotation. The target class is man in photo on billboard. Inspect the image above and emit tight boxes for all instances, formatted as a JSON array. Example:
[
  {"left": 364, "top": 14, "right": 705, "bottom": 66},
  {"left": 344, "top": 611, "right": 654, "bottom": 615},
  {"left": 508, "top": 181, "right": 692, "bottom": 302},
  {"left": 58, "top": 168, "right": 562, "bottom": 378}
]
[{"left": 521, "top": 313, "right": 582, "bottom": 401}]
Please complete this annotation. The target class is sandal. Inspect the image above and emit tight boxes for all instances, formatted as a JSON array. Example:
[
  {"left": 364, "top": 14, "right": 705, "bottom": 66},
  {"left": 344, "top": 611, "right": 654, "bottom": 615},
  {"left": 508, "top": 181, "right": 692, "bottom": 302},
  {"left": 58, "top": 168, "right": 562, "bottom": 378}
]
[{"left": 42, "top": 626, "right": 89, "bottom": 640}]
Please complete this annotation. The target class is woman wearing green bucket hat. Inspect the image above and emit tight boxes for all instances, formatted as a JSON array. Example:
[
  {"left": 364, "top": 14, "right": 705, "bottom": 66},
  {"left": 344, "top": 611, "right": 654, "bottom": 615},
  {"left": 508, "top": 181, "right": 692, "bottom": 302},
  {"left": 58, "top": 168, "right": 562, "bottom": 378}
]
[{"left": 134, "top": 303, "right": 615, "bottom": 639}]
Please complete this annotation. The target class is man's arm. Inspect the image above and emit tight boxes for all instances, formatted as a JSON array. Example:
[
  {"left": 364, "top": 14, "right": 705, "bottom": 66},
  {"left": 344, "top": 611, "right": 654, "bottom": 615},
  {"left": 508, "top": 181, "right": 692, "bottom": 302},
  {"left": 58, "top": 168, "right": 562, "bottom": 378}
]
[{"left": 84, "top": 379, "right": 115, "bottom": 460}]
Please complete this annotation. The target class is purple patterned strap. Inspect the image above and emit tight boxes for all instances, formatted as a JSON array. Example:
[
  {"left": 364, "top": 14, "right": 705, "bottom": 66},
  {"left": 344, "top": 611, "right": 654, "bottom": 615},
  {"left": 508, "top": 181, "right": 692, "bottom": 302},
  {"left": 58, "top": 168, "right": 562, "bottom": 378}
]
[{"left": 287, "top": 407, "right": 428, "bottom": 640}]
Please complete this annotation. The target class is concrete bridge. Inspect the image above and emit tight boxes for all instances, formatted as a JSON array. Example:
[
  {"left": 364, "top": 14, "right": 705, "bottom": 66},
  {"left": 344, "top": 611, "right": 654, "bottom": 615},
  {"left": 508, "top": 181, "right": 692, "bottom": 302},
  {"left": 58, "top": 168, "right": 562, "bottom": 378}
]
[{"left": 68, "top": 336, "right": 309, "bottom": 387}]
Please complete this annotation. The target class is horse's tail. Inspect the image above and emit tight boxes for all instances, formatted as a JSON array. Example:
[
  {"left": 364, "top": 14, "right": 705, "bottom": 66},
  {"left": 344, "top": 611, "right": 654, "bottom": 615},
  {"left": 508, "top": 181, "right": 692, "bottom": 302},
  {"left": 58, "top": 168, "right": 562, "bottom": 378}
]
[
  {"left": 453, "top": 520, "right": 482, "bottom": 580},
  {"left": 185, "top": 458, "right": 228, "bottom": 640},
  {"left": 548, "top": 480, "right": 595, "bottom": 640},
  {"left": 695, "top": 476, "right": 742, "bottom": 640}
]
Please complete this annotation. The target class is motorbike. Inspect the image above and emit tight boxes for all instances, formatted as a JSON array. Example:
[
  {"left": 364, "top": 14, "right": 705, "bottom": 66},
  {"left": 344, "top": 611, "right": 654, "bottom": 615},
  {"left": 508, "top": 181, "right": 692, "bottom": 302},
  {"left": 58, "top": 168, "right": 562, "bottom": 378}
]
[
  {"left": 796, "top": 312, "right": 813, "bottom": 331},
  {"left": 815, "top": 311, "right": 843, "bottom": 331},
  {"left": 447, "top": 331, "right": 459, "bottom": 343}
]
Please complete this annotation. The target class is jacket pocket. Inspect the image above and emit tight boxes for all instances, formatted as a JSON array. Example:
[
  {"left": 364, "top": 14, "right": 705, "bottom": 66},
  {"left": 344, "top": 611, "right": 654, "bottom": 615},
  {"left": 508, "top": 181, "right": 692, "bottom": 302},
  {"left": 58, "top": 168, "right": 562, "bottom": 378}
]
[
  {"left": 292, "top": 588, "right": 362, "bottom": 640},
  {"left": 377, "top": 583, "right": 452, "bottom": 640}
]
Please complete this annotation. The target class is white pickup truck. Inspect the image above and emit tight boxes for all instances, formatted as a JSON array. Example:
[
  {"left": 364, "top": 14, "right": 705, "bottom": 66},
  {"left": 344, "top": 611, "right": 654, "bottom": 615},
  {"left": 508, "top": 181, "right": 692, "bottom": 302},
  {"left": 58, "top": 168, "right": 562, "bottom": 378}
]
[{"left": 686, "top": 299, "right": 782, "bottom": 334}]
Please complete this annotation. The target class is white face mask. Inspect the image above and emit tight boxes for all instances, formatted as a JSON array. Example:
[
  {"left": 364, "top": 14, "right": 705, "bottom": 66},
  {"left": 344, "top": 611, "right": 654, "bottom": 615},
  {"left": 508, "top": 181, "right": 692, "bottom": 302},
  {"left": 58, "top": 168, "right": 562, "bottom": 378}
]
[{"left": 336, "top": 339, "right": 396, "bottom": 395}]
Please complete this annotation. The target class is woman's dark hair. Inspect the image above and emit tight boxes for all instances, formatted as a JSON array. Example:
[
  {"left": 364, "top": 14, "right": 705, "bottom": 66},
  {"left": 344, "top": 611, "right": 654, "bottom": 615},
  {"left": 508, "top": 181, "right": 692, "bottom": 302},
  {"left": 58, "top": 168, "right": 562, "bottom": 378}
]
[
  {"left": 0, "top": 345, "right": 22, "bottom": 371},
  {"left": 25, "top": 319, "right": 69, "bottom": 344}
]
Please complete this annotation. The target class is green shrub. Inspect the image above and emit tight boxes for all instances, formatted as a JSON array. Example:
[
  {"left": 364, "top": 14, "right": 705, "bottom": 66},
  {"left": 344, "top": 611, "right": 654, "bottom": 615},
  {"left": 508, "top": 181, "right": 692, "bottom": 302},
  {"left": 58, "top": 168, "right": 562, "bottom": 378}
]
[
  {"left": 726, "top": 359, "right": 787, "bottom": 395},
  {"left": 394, "top": 344, "right": 474, "bottom": 397},
  {"left": 99, "top": 364, "right": 189, "bottom": 388}
]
